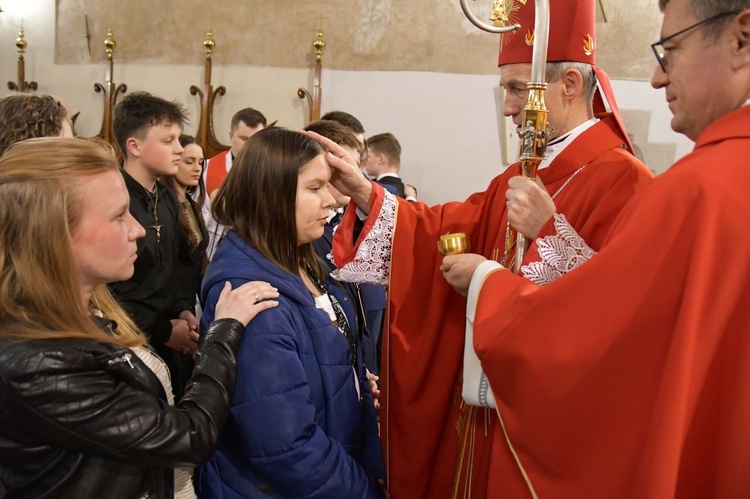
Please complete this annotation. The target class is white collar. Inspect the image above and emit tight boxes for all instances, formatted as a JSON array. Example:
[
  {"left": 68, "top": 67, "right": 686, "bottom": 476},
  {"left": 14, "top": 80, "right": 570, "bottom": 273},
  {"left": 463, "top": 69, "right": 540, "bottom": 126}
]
[
  {"left": 539, "top": 118, "right": 599, "bottom": 170},
  {"left": 376, "top": 172, "right": 400, "bottom": 181},
  {"left": 326, "top": 207, "right": 345, "bottom": 223}
]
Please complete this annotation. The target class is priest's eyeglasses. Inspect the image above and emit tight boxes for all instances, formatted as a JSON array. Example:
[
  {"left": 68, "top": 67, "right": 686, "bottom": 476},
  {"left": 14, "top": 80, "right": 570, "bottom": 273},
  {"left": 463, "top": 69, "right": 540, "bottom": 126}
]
[{"left": 651, "top": 11, "right": 739, "bottom": 72}]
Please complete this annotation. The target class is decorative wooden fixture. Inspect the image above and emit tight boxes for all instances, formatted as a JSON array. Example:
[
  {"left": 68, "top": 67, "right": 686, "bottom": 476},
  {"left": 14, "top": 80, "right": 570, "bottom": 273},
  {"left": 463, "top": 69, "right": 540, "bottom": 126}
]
[
  {"left": 94, "top": 29, "right": 127, "bottom": 150},
  {"left": 7, "top": 28, "right": 38, "bottom": 92},
  {"left": 297, "top": 28, "right": 326, "bottom": 124},
  {"left": 190, "top": 29, "right": 230, "bottom": 158}
]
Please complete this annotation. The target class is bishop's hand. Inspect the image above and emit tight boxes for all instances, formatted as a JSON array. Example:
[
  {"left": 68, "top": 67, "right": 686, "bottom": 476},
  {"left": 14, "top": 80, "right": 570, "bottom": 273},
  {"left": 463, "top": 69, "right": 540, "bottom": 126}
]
[
  {"left": 440, "top": 253, "right": 487, "bottom": 296},
  {"left": 506, "top": 175, "right": 556, "bottom": 239},
  {"left": 304, "top": 130, "right": 372, "bottom": 212}
]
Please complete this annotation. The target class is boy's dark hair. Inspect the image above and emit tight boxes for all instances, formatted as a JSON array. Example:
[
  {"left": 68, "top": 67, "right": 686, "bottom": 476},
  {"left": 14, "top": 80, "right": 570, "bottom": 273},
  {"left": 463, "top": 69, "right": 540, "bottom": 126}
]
[
  {"left": 112, "top": 91, "right": 187, "bottom": 158},
  {"left": 231, "top": 107, "right": 267, "bottom": 131},
  {"left": 320, "top": 111, "right": 365, "bottom": 135},
  {"left": 304, "top": 119, "right": 362, "bottom": 155}
]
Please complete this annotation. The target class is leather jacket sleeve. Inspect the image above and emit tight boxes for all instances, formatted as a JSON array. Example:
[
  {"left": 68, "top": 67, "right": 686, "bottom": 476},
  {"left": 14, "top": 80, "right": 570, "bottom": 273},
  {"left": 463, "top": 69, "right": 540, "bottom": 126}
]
[{"left": 0, "top": 318, "right": 243, "bottom": 469}]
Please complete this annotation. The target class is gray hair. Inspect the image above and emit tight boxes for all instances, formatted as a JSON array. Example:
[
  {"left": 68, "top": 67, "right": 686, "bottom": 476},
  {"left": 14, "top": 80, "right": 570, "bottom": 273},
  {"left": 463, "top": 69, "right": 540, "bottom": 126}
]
[
  {"left": 659, "top": 0, "right": 750, "bottom": 39},
  {"left": 545, "top": 61, "right": 597, "bottom": 104}
]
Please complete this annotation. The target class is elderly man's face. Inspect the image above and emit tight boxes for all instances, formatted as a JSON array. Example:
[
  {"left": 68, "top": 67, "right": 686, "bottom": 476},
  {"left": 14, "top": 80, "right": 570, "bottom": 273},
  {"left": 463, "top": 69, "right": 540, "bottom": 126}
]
[
  {"left": 651, "top": 0, "right": 739, "bottom": 141},
  {"left": 500, "top": 63, "right": 571, "bottom": 142}
]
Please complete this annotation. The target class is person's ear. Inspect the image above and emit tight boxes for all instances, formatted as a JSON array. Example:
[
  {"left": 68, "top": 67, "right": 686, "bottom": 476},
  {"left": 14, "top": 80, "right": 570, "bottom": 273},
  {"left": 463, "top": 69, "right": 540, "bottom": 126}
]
[
  {"left": 561, "top": 68, "right": 584, "bottom": 101},
  {"left": 126, "top": 137, "right": 140, "bottom": 159},
  {"left": 730, "top": 9, "right": 750, "bottom": 71}
]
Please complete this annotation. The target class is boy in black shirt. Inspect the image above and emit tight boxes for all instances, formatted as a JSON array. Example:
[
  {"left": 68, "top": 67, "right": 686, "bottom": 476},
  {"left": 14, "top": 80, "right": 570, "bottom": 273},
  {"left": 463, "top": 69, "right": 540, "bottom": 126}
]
[{"left": 110, "top": 91, "right": 197, "bottom": 399}]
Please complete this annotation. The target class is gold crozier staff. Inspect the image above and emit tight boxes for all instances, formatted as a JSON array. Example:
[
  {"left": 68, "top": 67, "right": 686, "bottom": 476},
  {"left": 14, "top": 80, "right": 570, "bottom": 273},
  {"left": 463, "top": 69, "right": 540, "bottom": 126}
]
[{"left": 510, "top": 0, "right": 551, "bottom": 272}]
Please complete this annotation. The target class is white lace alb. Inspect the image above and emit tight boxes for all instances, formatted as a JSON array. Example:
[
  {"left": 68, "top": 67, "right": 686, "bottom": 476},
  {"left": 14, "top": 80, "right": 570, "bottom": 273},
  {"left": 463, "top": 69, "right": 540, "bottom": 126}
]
[
  {"left": 520, "top": 213, "right": 596, "bottom": 286},
  {"left": 332, "top": 192, "right": 397, "bottom": 286}
]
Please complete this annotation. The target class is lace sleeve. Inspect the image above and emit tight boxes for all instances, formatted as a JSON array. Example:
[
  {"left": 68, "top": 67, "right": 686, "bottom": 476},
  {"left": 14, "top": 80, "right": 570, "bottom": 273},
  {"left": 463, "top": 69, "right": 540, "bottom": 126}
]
[
  {"left": 331, "top": 192, "right": 397, "bottom": 286},
  {"left": 520, "top": 213, "right": 597, "bottom": 286}
]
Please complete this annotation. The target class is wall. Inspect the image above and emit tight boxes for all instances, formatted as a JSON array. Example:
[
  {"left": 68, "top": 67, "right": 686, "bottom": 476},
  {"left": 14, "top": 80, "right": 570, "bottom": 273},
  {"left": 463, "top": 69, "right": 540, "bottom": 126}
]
[
  {"left": 52, "top": 0, "right": 662, "bottom": 78},
  {"left": 0, "top": 0, "right": 694, "bottom": 205}
]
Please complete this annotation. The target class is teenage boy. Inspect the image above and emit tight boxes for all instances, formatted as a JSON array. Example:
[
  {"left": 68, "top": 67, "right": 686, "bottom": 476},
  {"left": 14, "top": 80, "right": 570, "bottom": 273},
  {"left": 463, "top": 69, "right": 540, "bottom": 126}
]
[{"left": 110, "top": 91, "right": 197, "bottom": 400}]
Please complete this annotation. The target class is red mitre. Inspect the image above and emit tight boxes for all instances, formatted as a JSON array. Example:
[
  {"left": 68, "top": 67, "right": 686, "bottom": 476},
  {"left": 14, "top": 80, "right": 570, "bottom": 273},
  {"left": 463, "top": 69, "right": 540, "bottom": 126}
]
[
  {"left": 496, "top": 0, "right": 635, "bottom": 154},
  {"left": 497, "top": 0, "right": 596, "bottom": 66}
]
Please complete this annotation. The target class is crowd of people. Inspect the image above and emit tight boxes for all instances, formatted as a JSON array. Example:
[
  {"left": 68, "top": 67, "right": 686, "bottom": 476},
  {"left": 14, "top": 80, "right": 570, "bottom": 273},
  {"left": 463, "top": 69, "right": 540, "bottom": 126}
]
[{"left": 1, "top": 0, "right": 749, "bottom": 496}]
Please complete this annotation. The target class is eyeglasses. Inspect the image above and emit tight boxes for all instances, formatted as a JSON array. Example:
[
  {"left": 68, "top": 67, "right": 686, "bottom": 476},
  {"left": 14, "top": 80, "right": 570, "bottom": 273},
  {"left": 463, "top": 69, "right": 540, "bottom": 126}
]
[{"left": 651, "top": 11, "right": 739, "bottom": 72}]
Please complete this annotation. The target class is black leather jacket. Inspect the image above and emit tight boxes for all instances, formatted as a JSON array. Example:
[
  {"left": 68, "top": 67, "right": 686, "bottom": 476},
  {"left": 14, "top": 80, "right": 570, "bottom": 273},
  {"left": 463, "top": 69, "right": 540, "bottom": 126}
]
[{"left": 0, "top": 318, "right": 244, "bottom": 498}]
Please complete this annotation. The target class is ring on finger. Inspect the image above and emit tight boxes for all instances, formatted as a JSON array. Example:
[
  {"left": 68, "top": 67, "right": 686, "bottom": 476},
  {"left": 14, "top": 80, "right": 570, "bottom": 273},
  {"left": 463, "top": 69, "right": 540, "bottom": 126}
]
[{"left": 253, "top": 292, "right": 260, "bottom": 303}]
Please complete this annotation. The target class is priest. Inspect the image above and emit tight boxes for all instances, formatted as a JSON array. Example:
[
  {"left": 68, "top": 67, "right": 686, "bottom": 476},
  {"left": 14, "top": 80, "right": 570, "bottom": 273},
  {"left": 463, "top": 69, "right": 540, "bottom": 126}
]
[{"left": 318, "top": 0, "right": 654, "bottom": 496}]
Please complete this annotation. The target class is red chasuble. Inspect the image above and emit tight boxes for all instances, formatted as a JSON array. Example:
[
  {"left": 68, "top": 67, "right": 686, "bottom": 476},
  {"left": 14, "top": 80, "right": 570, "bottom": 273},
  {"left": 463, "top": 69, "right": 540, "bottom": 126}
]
[
  {"left": 205, "top": 149, "right": 231, "bottom": 197},
  {"left": 474, "top": 105, "right": 750, "bottom": 497},
  {"left": 334, "top": 114, "right": 652, "bottom": 498}
]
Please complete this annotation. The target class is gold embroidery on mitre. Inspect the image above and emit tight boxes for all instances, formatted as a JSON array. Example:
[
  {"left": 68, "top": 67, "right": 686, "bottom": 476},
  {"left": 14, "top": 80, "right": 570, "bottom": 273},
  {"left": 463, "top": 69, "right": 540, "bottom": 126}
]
[
  {"left": 498, "top": 0, "right": 526, "bottom": 48},
  {"left": 583, "top": 33, "right": 595, "bottom": 56},
  {"left": 490, "top": 0, "right": 510, "bottom": 25},
  {"left": 525, "top": 28, "right": 535, "bottom": 47}
]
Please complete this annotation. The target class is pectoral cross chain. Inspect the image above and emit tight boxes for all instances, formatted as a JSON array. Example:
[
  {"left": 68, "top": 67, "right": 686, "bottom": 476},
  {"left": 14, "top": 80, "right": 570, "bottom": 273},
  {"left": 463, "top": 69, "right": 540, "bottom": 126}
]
[
  {"left": 150, "top": 223, "right": 162, "bottom": 243},
  {"left": 146, "top": 186, "right": 163, "bottom": 266}
]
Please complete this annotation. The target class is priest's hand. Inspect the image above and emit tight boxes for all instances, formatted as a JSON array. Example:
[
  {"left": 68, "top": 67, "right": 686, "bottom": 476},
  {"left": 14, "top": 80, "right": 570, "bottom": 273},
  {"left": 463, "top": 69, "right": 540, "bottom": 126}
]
[
  {"left": 304, "top": 130, "right": 372, "bottom": 212},
  {"left": 506, "top": 175, "right": 555, "bottom": 239},
  {"left": 440, "top": 253, "right": 487, "bottom": 296}
]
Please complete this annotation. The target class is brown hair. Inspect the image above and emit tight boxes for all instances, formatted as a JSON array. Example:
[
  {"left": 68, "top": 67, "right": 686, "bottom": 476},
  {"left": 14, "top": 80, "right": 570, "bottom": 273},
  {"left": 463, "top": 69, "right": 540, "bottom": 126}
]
[
  {"left": 162, "top": 134, "right": 206, "bottom": 250},
  {"left": 212, "top": 127, "right": 324, "bottom": 276},
  {"left": 0, "top": 137, "right": 145, "bottom": 347},
  {"left": 304, "top": 119, "right": 362, "bottom": 155},
  {"left": 366, "top": 132, "right": 402, "bottom": 166},
  {"left": 231, "top": 107, "right": 267, "bottom": 131},
  {"left": 320, "top": 111, "right": 365, "bottom": 135},
  {"left": 0, "top": 94, "right": 68, "bottom": 157},
  {"left": 112, "top": 91, "right": 187, "bottom": 159}
]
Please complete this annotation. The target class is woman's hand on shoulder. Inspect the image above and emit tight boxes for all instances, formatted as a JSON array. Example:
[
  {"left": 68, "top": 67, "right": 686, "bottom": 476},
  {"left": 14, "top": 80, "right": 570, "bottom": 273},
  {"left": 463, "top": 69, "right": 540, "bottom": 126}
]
[{"left": 214, "top": 281, "right": 279, "bottom": 327}]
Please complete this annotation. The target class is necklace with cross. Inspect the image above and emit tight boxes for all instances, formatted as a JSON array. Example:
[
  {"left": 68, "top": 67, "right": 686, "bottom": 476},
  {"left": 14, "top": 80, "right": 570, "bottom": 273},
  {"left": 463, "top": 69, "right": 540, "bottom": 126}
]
[{"left": 145, "top": 186, "right": 162, "bottom": 265}]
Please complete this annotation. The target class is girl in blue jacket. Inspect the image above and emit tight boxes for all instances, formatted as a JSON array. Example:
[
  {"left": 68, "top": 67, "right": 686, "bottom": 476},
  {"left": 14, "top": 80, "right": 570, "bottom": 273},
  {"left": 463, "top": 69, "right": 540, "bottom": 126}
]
[{"left": 197, "top": 128, "right": 385, "bottom": 498}]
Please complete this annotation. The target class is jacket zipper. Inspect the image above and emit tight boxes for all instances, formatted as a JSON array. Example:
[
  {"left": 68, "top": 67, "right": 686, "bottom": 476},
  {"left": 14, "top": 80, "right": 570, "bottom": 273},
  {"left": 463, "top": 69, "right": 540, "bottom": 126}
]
[{"left": 108, "top": 352, "right": 135, "bottom": 369}]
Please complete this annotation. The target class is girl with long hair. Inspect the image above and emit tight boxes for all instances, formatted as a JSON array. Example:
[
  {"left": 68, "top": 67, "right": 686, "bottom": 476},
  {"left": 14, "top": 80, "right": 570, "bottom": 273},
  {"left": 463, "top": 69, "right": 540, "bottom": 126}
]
[
  {"left": 162, "top": 134, "right": 210, "bottom": 404},
  {"left": 0, "top": 137, "right": 278, "bottom": 498},
  {"left": 196, "top": 128, "right": 385, "bottom": 498}
]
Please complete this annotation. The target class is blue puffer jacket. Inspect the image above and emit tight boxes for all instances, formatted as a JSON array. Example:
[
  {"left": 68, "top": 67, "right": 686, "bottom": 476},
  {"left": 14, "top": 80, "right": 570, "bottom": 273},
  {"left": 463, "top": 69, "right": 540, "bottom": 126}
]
[{"left": 196, "top": 232, "right": 385, "bottom": 498}]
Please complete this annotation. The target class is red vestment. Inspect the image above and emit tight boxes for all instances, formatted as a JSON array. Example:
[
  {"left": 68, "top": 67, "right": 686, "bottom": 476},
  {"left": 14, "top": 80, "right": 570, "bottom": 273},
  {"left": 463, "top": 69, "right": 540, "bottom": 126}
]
[
  {"left": 474, "top": 105, "right": 750, "bottom": 497},
  {"left": 205, "top": 149, "right": 231, "bottom": 196},
  {"left": 333, "top": 114, "right": 652, "bottom": 498}
]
